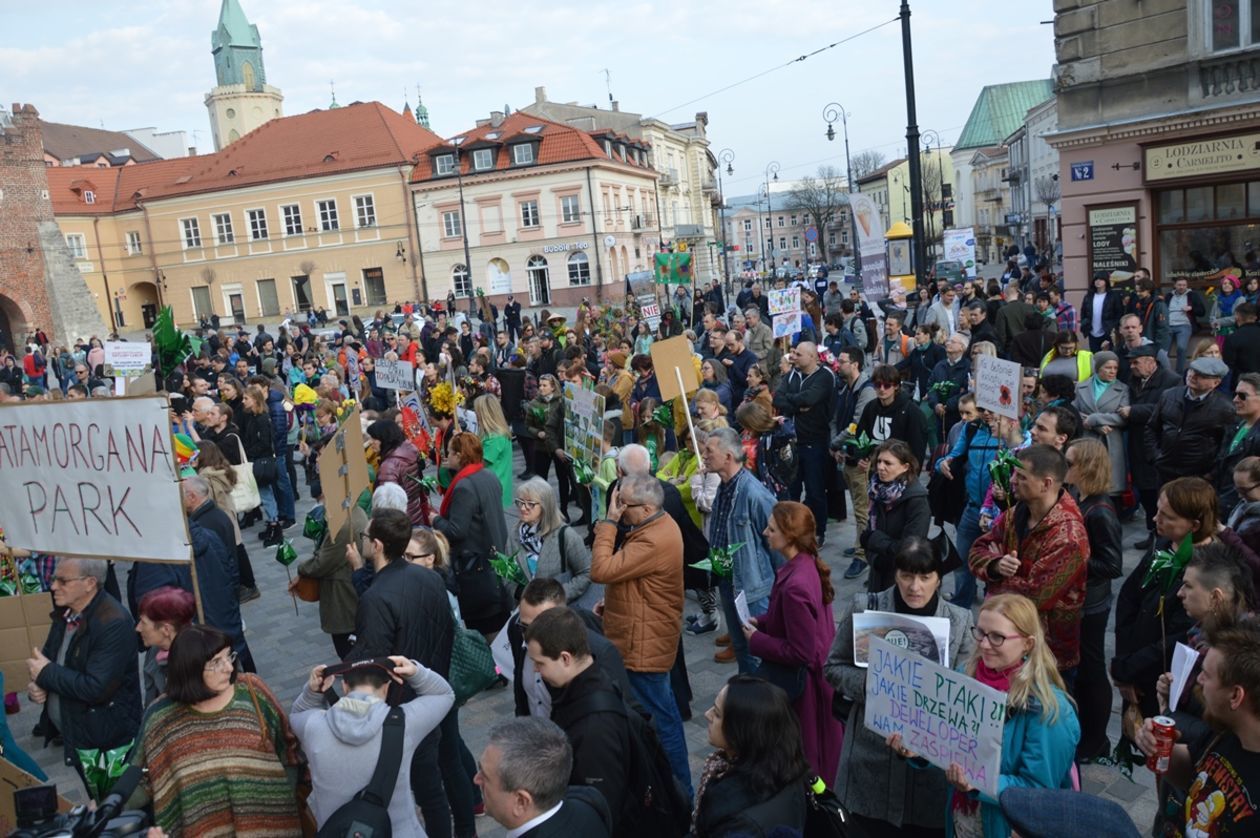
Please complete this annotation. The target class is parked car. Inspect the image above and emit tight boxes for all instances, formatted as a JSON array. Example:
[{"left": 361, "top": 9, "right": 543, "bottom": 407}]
[{"left": 934, "top": 260, "right": 965, "bottom": 283}]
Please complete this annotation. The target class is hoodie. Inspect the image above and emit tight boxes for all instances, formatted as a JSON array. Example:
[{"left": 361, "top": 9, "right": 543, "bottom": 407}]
[{"left": 291, "top": 663, "right": 454, "bottom": 836}]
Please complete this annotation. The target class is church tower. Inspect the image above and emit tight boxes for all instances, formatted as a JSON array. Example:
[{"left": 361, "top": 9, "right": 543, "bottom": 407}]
[{"left": 204, "top": 0, "right": 283, "bottom": 151}]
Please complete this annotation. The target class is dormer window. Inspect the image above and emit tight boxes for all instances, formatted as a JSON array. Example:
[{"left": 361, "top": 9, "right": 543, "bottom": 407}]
[
  {"left": 472, "top": 148, "right": 494, "bottom": 171},
  {"left": 605, "top": 140, "right": 613, "bottom": 158},
  {"left": 435, "top": 154, "right": 455, "bottom": 176},
  {"left": 618, "top": 144, "right": 626, "bottom": 161},
  {"left": 84, "top": 190, "right": 95, "bottom": 204},
  {"left": 512, "top": 144, "right": 535, "bottom": 165}
]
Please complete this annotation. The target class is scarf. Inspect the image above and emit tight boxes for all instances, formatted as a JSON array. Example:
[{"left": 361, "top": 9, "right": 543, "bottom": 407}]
[
  {"left": 518, "top": 521, "right": 543, "bottom": 574},
  {"left": 440, "top": 462, "right": 484, "bottom": 518},
  {"left": 951, "top": 659, "right": 1023, "bottom": 816},
  {"left": 692, "top": 750, "right": 735, "bottom": 827},
  {"left": 867, "top": 476, "right": 909, "bottom": 533},
  {"left": 893, "top": 586, "right": 939, "bottom": 618}
]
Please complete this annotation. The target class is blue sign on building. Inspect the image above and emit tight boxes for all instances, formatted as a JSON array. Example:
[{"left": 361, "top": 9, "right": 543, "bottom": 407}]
[{"left": 1070, "top": 162, "right": 1094, "bottom": 182}]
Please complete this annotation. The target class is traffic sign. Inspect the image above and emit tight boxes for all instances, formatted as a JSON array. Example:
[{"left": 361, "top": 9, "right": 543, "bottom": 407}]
[{"left": 804, "top": 226, "right": 819, "bottom": 243}]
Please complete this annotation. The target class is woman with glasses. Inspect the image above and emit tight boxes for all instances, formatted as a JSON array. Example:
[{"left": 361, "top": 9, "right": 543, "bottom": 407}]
[
  {"left": 128, "top": 624, "right": 304, "bottom": 836},
  {"left": 504, "top": 477, "right": 594, "bottom": 607},
  {"left": 887, "top": 593, "right": 1080, "bottom": 838},
  {"left": 827, "top": 536, "right": 975, "bottom": 836},
  {"left": 1226, "top": 456, "right": 1260, "bottom": 562},
  {"left": 1215, "top": 373, "right": 1260, "bottom": 517},
  {"left": 1039, "top": 330, "right": 1094, "bottom": 382},
  {"left": 1064, "top": 438, "right": 1124, "bottom": 762}
]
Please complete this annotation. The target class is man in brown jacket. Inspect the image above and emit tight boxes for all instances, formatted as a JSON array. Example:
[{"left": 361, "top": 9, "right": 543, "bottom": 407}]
[{"left": 591, "top": 474, "right": 692, "bottom": 799}]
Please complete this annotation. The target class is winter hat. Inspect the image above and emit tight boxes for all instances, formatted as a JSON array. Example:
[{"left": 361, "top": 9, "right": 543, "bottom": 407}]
[{"left": 1092, "top": 351, "right": 1119, "bottom": 371}]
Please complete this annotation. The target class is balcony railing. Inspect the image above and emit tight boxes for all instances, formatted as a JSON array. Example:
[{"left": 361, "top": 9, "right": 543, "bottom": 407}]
[{"left": 1199, "top": 52, "right": 1260, "bottom": 99}]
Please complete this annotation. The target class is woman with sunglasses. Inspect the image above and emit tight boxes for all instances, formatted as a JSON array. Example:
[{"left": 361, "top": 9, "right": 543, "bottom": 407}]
[
  {"left": 1214, "top": 372, "right": 1260, "bottom": 518},
  {"left": 888, "top": 593, "right": 1080, "bottom": 838},
  {"left": 504, "top": 477, "right": 594, "bottom": 606},
  {"left": 128, "top": 625, "right": 304, "bottom": 836}
]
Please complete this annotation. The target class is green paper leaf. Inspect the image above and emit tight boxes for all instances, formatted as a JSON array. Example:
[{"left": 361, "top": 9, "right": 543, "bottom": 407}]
[
  {"left": 274, "top": 539, "right": 298, "bottom": 567},
  {"left": 1142, "top": 533, "right": 1194, "bottom": 594},
  {"left": 690, "top": 542, "right": 743, "bottom": 579},
  {"left": 491, "top": 550, "right": 529, "bottom": 588},
  {"left": 650, "top": 404, "right": 674, "bottom": 427},
  {"left": 987, "top": 449, "right": 1021, "bottom": 498},
  {"left": 573, "top": 460, "right": 595, "bottom": 485},
  {"left": 842, "top": 431, "right": 876, "bottom": 458}
]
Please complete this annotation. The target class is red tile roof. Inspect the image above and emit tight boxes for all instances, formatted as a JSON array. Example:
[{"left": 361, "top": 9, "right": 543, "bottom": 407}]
[
  {"left": 48, "top": 102, "right": 442, "bottom": 215},
  {"left": 410, "top": 111, "right": 653, "bottom": 183}
]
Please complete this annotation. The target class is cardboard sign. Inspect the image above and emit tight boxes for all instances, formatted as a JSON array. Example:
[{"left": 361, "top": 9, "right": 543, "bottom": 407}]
[
  {"left": 768, "top": 286, "right": 800, "bottom": 316},
  {"left": 563, "top": 383, "right": 606, "bottom": 473},
  {"left": 374, "top": 358, "right": 414, "bottom": 391},
  {"left": 103, "top": 341, "right": 152, "bottom": 377},
  {"left": 318, "top": 406, "right": 372, "bottom": 536},
  {"left": 864, "top": 635, "right": 1005, "bottom": 798},
  {"left": 0, "top": 756, "right": 73, "bottom": 834},
  {"left": 852, "top": 611, "right": 952, "bottom": 668},
  {"left": 0, "top": 586, "right": 53, "bottom": 693},
  {"left": 974, "top": 355, "right": 1022, "bottom": 421},
  {"left": 772, "top": 311, "right": 802, "bottom": 340},
  {"left": 650, "top": 336, "right": 700, "bottom": 402},
  {"left": 0, "top": 397, "right": 190, "bottom": 563}
]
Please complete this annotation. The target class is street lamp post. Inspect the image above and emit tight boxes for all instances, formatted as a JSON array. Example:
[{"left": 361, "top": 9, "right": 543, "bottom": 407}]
[
  {"left": 756, "top": 184, "right": 769, "bottom": 276},
  {"left": 717, "top": 148, "right": 735, "bottom": 294},
  {"left": 920, "top": 128, "right": 946, "bottom": 263},
  {"left": 765, "top": 161, "right": 780, "bottom": 274},
  {"left": 899, "top": 0, "right": 927, "bottom": 286},
  {"left": 823, "top": 103, "right": 861, "bottom": 277},
  {"left": 451, "top": 137, "right": 475, "bottom": 304}
]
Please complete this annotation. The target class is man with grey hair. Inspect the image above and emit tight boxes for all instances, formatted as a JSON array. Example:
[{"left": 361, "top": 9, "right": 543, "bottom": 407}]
[
  {"left": 701, "top": 427, "right": 780, "bottom": 670},
  {"left": 477, "top": 716, "right": 612, "bottom": 836},
  {"left": 591, "top": 472, "right": 692, "bottom": 799},
  {"left": 743, "top": 306, "right": 774, "bottom": 363},
  {"left": 26, "top": 558, "right": 141, "bottom": 799}
]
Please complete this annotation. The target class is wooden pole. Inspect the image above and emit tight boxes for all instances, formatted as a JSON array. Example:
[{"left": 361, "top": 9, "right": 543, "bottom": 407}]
[
  {"left": 187, "top": 549, "right": 206, "bottom": 625},
  {"left": 675, "top": 367, "right": 702, "bottom": 462}
]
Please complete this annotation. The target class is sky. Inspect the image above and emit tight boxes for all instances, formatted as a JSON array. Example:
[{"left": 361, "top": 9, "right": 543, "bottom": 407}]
[{"left": 3, "top": 0, "right": 1056, "bottom": 194}]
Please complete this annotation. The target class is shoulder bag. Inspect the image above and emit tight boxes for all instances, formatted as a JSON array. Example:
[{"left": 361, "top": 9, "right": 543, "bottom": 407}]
[
  {"left": 230, "top": 436, "right": 262, "bottom": 512},
  {"left": 448, "top": 606, "right": 499, "bottom": 706}
]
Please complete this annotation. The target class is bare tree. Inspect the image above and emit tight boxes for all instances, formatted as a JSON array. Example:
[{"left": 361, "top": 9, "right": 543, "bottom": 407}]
[
  {"left": 784, "top": 165, "right": 847, "bottom": 263},
  {"left": 1034, "top": 175, "right": 1061, "bottom": 208},
  {"left": 849, "top": 150, "right": 887, "bottom": 181},
  {"left": 921, "top": 158, "right": 943, "bottom": 259}
]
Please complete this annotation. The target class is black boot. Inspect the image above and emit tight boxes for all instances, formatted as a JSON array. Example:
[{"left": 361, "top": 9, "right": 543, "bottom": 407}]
[{"left": 262, "top": 522, "right": 282, "bottom": 547}]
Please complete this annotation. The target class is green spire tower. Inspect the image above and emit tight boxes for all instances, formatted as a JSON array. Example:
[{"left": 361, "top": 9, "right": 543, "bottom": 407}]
[{"left": 204, "top": 0, "right": 284, "bottom": 150}]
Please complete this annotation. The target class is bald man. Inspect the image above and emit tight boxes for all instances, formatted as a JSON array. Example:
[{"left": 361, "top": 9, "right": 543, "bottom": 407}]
[{"left": 772, "top": 341, "right": 837, "bottom": 542}]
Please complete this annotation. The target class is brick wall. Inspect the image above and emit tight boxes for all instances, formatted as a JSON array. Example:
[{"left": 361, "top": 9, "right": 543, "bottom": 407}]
[{"left": 0, "top": 103, "right": 104, "bottom": 350}]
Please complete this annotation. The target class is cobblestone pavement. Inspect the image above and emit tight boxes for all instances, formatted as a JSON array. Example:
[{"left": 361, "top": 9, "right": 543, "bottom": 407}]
[{"left": 13, "top": 449, "right": 1161, "bottom": 835}]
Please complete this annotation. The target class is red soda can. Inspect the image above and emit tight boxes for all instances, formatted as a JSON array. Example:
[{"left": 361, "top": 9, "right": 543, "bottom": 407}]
[{"left": 1147, "top": 715, "right": 1177, "bottom": 774}]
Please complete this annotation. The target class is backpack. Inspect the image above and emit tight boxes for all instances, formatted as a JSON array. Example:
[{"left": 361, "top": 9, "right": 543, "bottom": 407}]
[
  {"left": 572, "top": 690, "right": 691, "bottom": 835},
  {"left": 317, "top": 705, "right": 405, "bottom": 838},
  {"left": 761, "top": 424, "right": 799, "bottom": 497}
]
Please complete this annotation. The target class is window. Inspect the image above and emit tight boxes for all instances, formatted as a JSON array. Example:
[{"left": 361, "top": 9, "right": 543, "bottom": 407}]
[
  {"left": 778, "top": 216, "right": 785, "bottom": 227},
  {"left": 829, "top": 232, "right": 837, "bottom": 247},
  {"left": 790, "top": 214, "right": 798, "bottom": 226},
  {"left": 1207, "top": 0, "right": 1260, "bottom": 51},
  {"left": 247, "top": 208, "right": 269, "bottom": 240},
  {"left": 452, "top": 263, "right": 472, "bottom": 298},
  {"left": 84, "top": 190, "right": 95, "bottom": 205},
  {"left": 181, "top": 217, "right": 202, "bottom": 249},
  {"left": 743, "top": 219, "right": 752, "bottom": 232},
  {"left": 520, "top": 200, "right": 540, "bottom": 228},
  {"left": 765, "top": 217, "right": 772, "bottom": 229},
  {"left": 213, "top": 213, "right": 234, "bottom": 244},
  {"left": 282, "top": 204, "right": 303, "bottom": 236},
  {"left": 435, "top": 154, "right": 455, "bottom": 176},
  {"left": 792, "top": 235, "right": 800, "bottom": 249},
  {"left": 292, "top": 275, "right": 313, "bottom": 311},
  {"left": 943, "top": 209, "right": 955, "bottom": 227},
  {"left": 191, "top": 286, "right": 213, "bottom": 318},
  {"left": 604, "top": 140, "right": 613, "bottom": 157},
  {"left": 126, "top": 231, "right": 142, "bottom": 255},
  {"left": 472, "top": 148, "right": 494, "bottom": 171},
  {"left": 779, "top": 237, "right": 787, "bottom": 250},
  {"left": 442, "top": 210, "right": 462, "bottom": 237},
  {"left": 363, "top": 267, "right": 387, "bottom": 306},
  {"left": 512, "top": 144, "right": 535, "bottom": 165},
  {"left": 256, "top": 278, "right": 280, "bottom": 317},
  {"left": 64, "top": 233, "right": 86, "bottom": 259},
  {"left": 567, "top": 251, "right": 591, "bottom": 285},
  {"left": 561, "top": 195, "right": 581, "bottom": 223},
  {"left": 354, "top": 195, "right": 376, "bottom": 228},
  {"left": 317, "top": 199, "right": 339, "bottom": 231}
]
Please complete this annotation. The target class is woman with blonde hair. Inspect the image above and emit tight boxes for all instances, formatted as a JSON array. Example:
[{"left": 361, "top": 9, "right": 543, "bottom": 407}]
[
  {"left": 504, "top": 477, "right": 594, "bottom": 606},
  {"left": 740, "top": 362, "right": 773, "bottom": 409},
  {"left": 474, "top": 393, "right": 513, "bottom": 509},
  {"left": 889, "top": 593, "right": 1080, "bottom": 838},
  {"left": 692, "top": 388, "right": 728, "bottom": 428},
  {"left": 1064, "top": 437, "right": 1124, "bottom": 761}
]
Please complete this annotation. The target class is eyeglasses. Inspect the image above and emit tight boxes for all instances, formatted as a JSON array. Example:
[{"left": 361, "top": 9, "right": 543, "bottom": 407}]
[
  {"left": 204, "top": 651, "right": 239, "bottom": 672},
  {"left": 1235, "top": 392, "right": 1253, "bottom": 400},
  {"left": 873, "top": 381, "right": 897, "bottom": 390},
  {"left": 1237, "top": 482, "right": 1260, "bottom": 495},
  {"left": 513, "top": 499, "right": 540, "bottom": 510},
  {"left": 50, "top": 575, "right": 88, "bottom": 586},
  {"left": 405, "top": 552, "right": 435, "bottom": 563},
  {"left": 969, "top": 626, "right": 1026, "bottom": 648}
]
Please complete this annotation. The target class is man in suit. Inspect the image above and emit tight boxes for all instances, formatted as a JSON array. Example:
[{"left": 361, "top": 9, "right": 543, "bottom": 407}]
[
  {"left": 924, "top": 285, "right": 959, "bottom": 335},
  {"left": 476, "top": 716, "right": 612, "bottom": 837}
]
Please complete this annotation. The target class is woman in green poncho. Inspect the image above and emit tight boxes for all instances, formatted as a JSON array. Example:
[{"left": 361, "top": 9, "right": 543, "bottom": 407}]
[{"left": 474, "top": 393, "right": 513, "bottom": 509}]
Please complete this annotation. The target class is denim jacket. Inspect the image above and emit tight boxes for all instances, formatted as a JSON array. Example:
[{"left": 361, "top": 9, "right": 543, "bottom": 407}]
[{"left": 710, "top": 470, "right": 782, "bottom": 603}]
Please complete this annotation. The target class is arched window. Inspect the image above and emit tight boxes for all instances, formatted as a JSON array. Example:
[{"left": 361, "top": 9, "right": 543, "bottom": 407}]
[
  {"left": 567, "top": 251, "right": 591, "bottom": 286},
  {"left": 451, "top": 263, "right": 471, "bottom": 298},
  {"left": 526, "top": 255, "right": 550, "bottom": 306}
]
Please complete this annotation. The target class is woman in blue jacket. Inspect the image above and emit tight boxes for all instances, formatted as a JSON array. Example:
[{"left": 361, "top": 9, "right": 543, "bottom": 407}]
[{"left": 890, "top": 592, "right": 1080, "bottom": 838}]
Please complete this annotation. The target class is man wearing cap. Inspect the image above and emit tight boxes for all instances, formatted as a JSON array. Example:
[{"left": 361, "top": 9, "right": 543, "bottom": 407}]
[
  {"left": 1118, "top": 344, "right": 1180, "bottom": 548},
  {"left": 1145, "top": 355, "right": 1236, "bottom": 484},
  {"left": 1115, "top": 313, "right": 1172, "bottom": 384}
]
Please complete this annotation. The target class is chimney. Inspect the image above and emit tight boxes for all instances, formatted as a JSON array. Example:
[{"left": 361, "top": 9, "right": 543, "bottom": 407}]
[
  {"left": 611, "top": 100, "right": 619, "bottom": 112},
  {"left": 534, "top": 86, "right": 547, "bottom": 104},
  {"left": 490, "top": 111, "right": 504, "bottom": 127}
]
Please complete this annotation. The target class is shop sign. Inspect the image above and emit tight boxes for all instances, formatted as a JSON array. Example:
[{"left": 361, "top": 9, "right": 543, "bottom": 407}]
[
  {"left": 541, "top": 241, "right": 590, "bottom": 254},
  {"left": 1145, "top": 132, "right": 1260, "bottom": 182},
  {"left": 1087, "top": 203, "right": 1139, "bottom": 277}
]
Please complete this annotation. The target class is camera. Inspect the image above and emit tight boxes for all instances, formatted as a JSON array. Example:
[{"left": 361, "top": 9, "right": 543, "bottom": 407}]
[{"left": 8, "top": 768, "right": 149, "bottom": 837}]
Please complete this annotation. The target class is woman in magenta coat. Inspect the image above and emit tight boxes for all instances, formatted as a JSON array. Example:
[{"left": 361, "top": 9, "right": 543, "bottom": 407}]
[{"left": 744, "top": 500, "right": 842, "bottom": 781}]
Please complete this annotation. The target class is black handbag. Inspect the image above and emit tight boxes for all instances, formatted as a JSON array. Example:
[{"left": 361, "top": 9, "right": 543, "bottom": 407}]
[
  {"left": 252, "top": 454, "right": 279, "bottom": 486},
  {"left": 754, "top": 658, "right": 806, "bottom": 702},
  {"left": 454, "top": 552, "right": 511, "bottom": 629},
  {"left": 804, "top": 776, "right": 865, "bottom": 838}
]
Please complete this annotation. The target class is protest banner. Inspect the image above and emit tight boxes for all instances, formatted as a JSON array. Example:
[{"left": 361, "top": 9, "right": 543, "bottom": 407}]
[
  {"left": 650, "top": 336, "right": 700, "bottom": 402},
  {"left": 103, "top": 341, "right": 153, "bottom": 378},
  {"left": 974, "top": 355, "right": 1022, "bottom": 421},
  {"left": 318, "top": 405, "right": 372, "bottom": 536},
  {"left": 864, "top": 635, "right": 1005, "bottom": 798},
  {"left": 768, "top": 286, "right": 801, "bottom": 316},
  {"left": 0, "top": 396, "right": 189, "bottom": 563},
  {"left": 852, "top": 611, "right": 952, "bottom": 667},
  {"left": 563, "top": 383, "right": 605, "bottom": 472},
  {"left": 772, "top": 311, "right": 802, "bottom": 340},
  {"left": 374, "top": 358, "right": 414, "bottom": 391}
]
